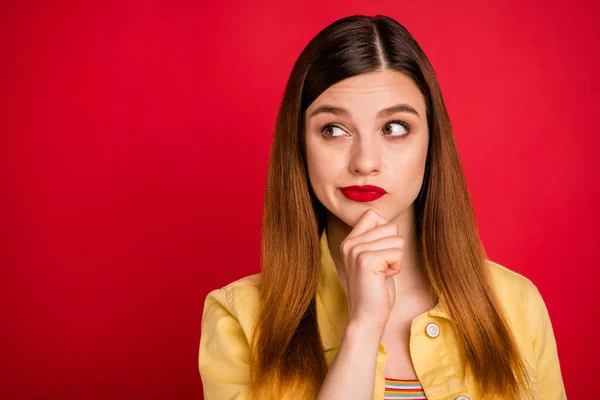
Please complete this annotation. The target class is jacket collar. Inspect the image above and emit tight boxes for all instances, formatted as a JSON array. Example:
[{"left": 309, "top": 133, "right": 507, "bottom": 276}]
[{"left": 315, "top": 226, "right": 452, "bottom": 351}]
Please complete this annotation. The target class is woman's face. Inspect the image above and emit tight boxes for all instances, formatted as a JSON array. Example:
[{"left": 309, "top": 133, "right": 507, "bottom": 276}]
[{"left": 304, "top": 68, "right": 429, "bottom": 227}]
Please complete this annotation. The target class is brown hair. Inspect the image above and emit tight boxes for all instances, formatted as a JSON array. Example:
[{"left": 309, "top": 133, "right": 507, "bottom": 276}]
[{"left": 249, "top": 14, "right": 530, "bottom": 399}]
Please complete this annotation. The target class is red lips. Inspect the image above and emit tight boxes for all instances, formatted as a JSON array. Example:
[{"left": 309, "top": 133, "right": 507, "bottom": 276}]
[{"left": 339, "top": 185, "right": 387, "bottom": 202}]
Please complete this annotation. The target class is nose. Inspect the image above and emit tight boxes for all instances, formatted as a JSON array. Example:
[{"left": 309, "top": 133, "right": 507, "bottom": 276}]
[{"left": 348, "top": 136, "right": 382, "bottom": 176}]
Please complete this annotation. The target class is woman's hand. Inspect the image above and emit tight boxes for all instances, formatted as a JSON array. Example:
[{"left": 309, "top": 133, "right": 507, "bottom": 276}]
[{"left": 340, "top": 208, "right": 404, "bottom": 335}]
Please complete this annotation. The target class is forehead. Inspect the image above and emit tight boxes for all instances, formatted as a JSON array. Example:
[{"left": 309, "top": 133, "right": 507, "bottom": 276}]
[{"left": 306, "top": 69, "right": 426, "bottom": 117}]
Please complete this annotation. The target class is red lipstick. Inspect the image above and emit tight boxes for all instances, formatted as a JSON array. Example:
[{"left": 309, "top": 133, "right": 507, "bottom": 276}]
[{"left": 339, "top": 185, "right": 387, "bottom": 202}]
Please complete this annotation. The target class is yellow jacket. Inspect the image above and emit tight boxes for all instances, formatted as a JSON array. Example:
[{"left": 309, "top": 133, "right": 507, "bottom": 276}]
[{"left": 198, "top": 228, "right": 566, "bottom": 399}]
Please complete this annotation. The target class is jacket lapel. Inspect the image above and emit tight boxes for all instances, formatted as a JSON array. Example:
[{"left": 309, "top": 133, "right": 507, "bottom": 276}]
[{"left": 315, "top": 227, "right": 348, "bottom": 351}]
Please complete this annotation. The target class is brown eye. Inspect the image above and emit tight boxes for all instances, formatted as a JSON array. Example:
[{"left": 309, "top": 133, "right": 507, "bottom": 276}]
[
  {"left": 321, "top": 124, "right": 344, "bottom": 138},
  {"left": 382, "top": 121, "right": 409, "bottom": 137}
]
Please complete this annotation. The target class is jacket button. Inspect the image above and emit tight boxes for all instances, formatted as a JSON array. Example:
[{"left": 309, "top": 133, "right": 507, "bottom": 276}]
[
  {"left": 456, "top": 396, "right": 470, "bottom": 400},
  {"left": 425, "top": 322, "right": 440, "bottom": 338}
]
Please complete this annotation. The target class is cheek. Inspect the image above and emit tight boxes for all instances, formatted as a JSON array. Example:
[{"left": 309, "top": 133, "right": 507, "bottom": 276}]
[
  {"left": 305, "top": 140, "right": 344, "bottom": 195},
  {"left": 388, "top": 141, "right": 428, "bottom": 189},
  {"left": 306, "top": 148, "right": 332, "bottom": 189},
  {"left": 305, "top": 139, "right": 323, "bottom": 193}
]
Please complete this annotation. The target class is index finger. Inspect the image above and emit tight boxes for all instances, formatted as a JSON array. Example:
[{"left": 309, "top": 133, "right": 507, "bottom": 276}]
[{"left": 346, "top": 208, "right": 389, "bottom": 240}]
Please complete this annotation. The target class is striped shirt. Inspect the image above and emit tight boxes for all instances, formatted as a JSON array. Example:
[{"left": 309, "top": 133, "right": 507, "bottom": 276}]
[{"left": 384, "top": 377, "right": 427, "bottom": 399}]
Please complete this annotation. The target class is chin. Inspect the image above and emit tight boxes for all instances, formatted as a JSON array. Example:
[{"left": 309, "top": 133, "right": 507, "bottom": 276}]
[{"left": 327, "top": 202, "right": 386, "bottom": 228}]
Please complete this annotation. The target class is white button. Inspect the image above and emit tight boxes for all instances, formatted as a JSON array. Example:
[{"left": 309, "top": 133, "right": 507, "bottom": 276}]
[
  {"left": 456, "top": 396, "right": 470, "bottom": 400},
  {"left": 425, "top": 323, "right": 440, "bottom": 338}
]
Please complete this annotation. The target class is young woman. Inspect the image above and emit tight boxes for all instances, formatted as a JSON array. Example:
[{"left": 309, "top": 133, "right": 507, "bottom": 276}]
[{"left": 198, "top": 14, "right": 566, "bottom": 400}]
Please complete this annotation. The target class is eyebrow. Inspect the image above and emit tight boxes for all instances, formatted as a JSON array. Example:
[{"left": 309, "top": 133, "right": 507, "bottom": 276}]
[{"left": 308, "top": 103, "right": 421, "bottom": 120}]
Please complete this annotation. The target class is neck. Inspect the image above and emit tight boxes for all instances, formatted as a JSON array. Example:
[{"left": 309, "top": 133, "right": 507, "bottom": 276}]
[{"left": 325, "top": 205, "right": 431, "bottom": 307}]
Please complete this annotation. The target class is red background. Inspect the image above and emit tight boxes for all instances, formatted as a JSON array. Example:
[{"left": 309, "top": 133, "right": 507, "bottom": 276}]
[{"left": 1, "top": 1, "right": 598, "bottom": 398}]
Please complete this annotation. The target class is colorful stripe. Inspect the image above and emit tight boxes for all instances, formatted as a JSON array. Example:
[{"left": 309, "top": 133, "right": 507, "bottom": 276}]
[{"left": 384, "top": 377, "right": 427, "bottom": 399}]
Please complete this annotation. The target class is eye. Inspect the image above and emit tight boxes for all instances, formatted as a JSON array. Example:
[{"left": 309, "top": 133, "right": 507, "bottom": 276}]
[
  {"left": 321, "top": 124, "right": 346, "bottom": 139},
  {"left": 382, "top": 120, "right": 410, "bottom": 138},
  {"left": 320, "top": 120, "right": 412, "bottom": 140}
]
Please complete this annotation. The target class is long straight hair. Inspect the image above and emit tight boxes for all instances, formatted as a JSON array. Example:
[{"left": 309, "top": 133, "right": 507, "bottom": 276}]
[{"left": 249, "top": 14, "right": 530, "bottom": 399}]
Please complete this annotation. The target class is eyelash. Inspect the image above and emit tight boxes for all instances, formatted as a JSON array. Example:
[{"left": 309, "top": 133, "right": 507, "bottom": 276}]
[{"left": 319, "top": 119, "right": 412, "bottom": 140}]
